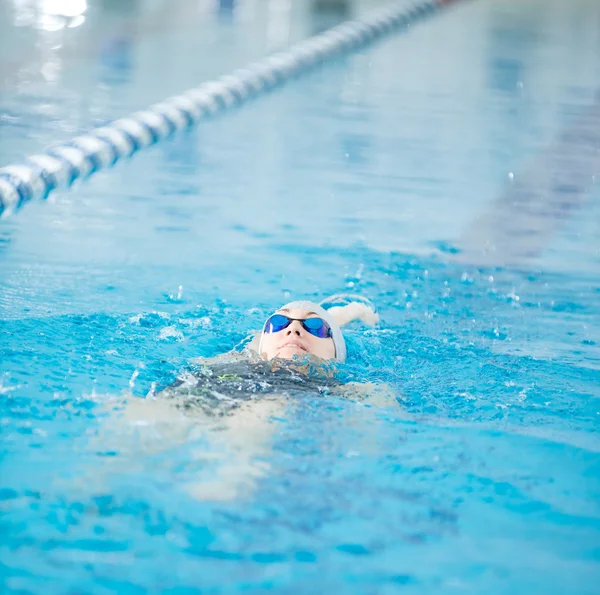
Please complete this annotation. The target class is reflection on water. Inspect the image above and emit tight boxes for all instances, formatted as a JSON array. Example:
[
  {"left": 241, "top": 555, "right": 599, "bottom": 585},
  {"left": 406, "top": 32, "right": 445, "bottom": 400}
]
[
  {"left": 309, "top": 0, "right": 353, "bottom": 35},
  {"left": 456, "top": 92, "right": 600, "bottom": 267},
  {"left": 453, "top": 0, "right": 600, "bottom": 268},
  {"left": 96, "top": 0, "right": 140, "bottom": 85},
  {"left": 217, "top": 0, "right": 236, "bottom": 18}
]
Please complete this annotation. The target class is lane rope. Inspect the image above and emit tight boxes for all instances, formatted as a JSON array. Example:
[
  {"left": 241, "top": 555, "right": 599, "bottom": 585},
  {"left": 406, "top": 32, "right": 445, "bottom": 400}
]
[{"left": 0, "top": 0, "right": 462, "bottom": 218}]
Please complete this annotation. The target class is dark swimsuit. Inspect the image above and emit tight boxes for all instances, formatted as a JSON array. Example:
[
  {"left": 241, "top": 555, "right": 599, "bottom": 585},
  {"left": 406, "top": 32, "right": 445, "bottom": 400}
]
[{"left": 159, "top": 357, "right": 342, "bottom": 416}]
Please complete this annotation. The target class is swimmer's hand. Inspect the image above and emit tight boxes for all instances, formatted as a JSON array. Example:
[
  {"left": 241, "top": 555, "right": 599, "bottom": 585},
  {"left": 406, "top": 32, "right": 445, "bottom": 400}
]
[{"left": 327, "top": 302, "right": 379, "bottom": 328}]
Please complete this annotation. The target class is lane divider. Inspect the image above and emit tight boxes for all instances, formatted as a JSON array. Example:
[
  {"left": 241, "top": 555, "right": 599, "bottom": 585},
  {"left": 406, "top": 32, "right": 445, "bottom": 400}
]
[{"left": 0, "top": 0, "right": 463, "bottom": 218}]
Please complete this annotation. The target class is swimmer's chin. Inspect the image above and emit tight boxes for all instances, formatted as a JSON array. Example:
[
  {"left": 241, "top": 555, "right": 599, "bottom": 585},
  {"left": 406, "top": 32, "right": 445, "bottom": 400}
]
[{"left": 276, "top": 345, "right": 308, "bottom": 359}]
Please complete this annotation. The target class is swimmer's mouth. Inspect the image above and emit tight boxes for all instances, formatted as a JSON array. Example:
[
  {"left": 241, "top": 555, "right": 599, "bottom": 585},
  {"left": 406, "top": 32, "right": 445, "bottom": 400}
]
[{"left": 279, "top": 341, "right": 307, "bottom": 352}]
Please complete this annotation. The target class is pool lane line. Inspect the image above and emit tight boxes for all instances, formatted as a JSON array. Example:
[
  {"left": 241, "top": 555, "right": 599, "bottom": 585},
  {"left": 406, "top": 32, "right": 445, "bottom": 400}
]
[{"left": 0, "top": 0, "right": 466, "bottom": 219}]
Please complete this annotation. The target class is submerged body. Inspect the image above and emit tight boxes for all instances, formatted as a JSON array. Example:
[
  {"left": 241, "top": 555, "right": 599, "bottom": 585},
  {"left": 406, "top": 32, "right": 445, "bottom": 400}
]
[
  {"left": 101, "top": 353, "right": 394, "bottom": 502},
  {"left": 158, "top": 296, "right": 388, "bottom": 414},
  {"left": 98, "top": 297, "right": 394, "bottom": 501}
]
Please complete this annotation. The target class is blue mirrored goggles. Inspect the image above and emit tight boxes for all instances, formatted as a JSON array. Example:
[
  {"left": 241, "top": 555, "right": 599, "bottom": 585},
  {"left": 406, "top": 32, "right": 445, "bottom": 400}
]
[{"left": 263, "top": 314, "right": 332, "bottom": 339}]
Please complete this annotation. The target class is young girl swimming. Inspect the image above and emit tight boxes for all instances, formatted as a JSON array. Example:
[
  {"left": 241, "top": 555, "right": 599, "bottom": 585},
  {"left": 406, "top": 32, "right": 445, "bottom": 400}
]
[
  {"left": 159, "top": 296, "right": 383, "bottom": 413},
  {"left": 97, "top": 296, "right": 390, "bottom": 501}
]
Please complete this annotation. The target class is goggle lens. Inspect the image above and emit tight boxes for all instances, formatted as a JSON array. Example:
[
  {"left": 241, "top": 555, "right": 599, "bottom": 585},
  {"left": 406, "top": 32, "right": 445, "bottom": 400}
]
[{"left": 264, "top": 314, "right": 332, "bottom": 339}]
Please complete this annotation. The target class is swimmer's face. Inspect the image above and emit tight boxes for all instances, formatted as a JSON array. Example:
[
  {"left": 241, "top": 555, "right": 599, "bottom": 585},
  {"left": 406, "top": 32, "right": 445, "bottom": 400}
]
[{"left": 260, "top": 307, "right": 336, "bottom": 361}]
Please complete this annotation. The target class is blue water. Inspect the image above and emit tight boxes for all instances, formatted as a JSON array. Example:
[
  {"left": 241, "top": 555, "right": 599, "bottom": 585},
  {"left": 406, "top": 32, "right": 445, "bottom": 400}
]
[{"left": 1, "top": 0, "right": 599, "bottom": 593}]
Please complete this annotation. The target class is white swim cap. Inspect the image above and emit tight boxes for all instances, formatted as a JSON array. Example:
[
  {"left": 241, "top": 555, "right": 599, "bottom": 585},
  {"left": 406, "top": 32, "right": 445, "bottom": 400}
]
[{"left": 258, "top": 300, "right": 346, "bottom": 362}]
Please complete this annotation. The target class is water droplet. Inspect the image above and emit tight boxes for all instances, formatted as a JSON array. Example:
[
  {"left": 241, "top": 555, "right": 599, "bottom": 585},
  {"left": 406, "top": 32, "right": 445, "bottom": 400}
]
[{"left": 129, "top": 369, "right": 139, "bottom": 391}]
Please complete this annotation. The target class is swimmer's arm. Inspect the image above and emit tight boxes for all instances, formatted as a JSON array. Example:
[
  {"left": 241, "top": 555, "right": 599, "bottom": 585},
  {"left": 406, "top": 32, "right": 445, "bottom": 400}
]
[
  {"left": 328, "top": 302, "right": 379, "bottom": 327},
  {"left": 186, "top": 396, "right": 285, "bottom": 501},
  {"left": 90, "top": 393, "right": 285, "bottom": 502}
]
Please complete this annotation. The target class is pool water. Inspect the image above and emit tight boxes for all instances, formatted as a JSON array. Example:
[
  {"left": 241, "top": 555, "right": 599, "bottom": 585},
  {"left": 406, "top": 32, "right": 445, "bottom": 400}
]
[{"left": 1, "top": 0, "right": 599, "bottom": 593}]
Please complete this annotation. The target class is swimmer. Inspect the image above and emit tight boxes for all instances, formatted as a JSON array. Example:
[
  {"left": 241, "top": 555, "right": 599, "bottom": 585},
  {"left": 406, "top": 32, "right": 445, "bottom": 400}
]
[
  {"left": 152, "top": 295, "right": 396, "bottom": 440},
  {"left": 174, "top": 296, "right": 385, "bottom": 406},
  {"left": 93, "top": 295, "right": 393, "bottom": 502},
  {"left": 152, "top": 294, "right": 398, "bottom": 419}
]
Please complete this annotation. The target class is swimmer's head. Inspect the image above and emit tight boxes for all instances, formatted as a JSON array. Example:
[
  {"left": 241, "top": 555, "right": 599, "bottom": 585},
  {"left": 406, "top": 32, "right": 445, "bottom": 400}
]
[
  {"left": 255, "top": 296, "right": 379, "bottom": 363},
  {"left": 258, "top": 301, "right": 345, "bottom": 362}
]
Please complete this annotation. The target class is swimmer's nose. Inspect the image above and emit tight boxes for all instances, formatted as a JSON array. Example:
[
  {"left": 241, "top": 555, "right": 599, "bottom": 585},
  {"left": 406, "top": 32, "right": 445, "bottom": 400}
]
[{"left": 286, "top": 321, "right": 304, "bottom": 336}]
